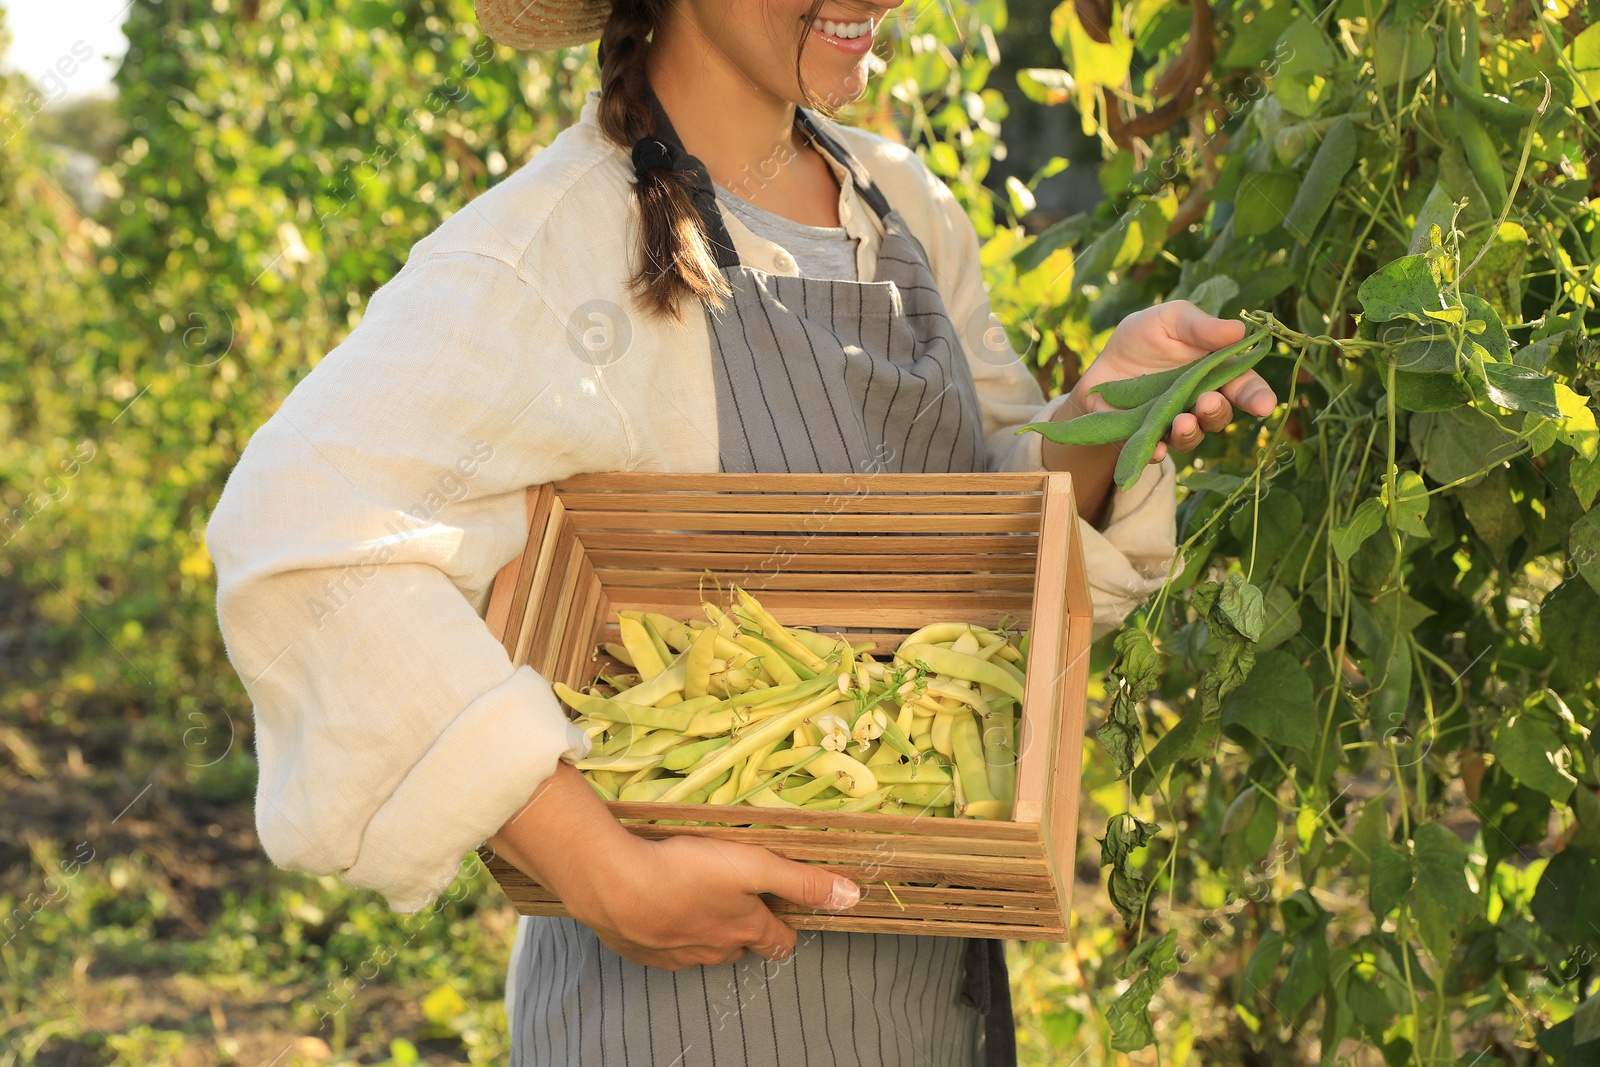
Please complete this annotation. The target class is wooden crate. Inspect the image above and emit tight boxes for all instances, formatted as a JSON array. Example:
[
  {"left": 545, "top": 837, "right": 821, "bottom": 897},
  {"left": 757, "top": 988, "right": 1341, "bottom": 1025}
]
[{"left": 476, "top": 472, "right": 1093, "bottom": 940}]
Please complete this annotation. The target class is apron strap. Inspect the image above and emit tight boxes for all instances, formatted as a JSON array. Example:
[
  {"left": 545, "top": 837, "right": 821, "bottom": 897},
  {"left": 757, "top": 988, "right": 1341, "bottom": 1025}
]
[
  {"left": 634, "top": 78, "right": 898, "bottom": 270},
  {"left": 642, "top": 86, "right": 742, "bottom": 270}
]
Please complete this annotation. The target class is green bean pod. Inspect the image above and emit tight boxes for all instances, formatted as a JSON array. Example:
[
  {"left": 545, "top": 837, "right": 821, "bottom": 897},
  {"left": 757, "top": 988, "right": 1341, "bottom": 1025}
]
[
  {"left": 1283, "top": 115, "right": 1357, "bottom": 240},
  {"left": 1455, "top": 99, "right": 1507, "bottom": 215},
  {"left": 1439, "top": 42, "right": 1537, "bottom": 128},
  {"left": 1112, "top": 329, "right": 1269, "bottom": 490},
  {"left": 1015, "top": 397, "right": 1155, "bottom": 447},
  {"left": 1090, "top": 364, "right": 1189, "bottom": 408}
]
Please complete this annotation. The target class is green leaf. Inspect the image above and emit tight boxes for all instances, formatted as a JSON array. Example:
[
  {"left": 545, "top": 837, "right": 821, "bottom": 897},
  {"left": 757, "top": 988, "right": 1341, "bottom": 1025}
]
[
  {"left": 1332, "top": 498, "right": 1386, "bottom": 562},
  {"left": 1369, "top": 841, "right": 1414, "bottom": 918},
  {"left": 1571, "top": 786, "right": 1600, "bottom": 855},
  {"left": 1099, "top": 812, "right": 1160, "bottom": 868},
  {"left": 1258, "top": 585, "right": 1302, "bottom": 652},
  {"left": 1358, "top": 255, "right": 1440, "bottom": 323},
  {"left": 1481, "top": 362, "right": 1562, "bottom": 416},
  {"left": 1105, "top": 931, "right": 1179, "bottom": 1052},
  {"left": 1234, "top": 172, "right": 1302, "bottom": 237},
  {"left": 1373, "top": 20, "right": 1432, "bottom": 87},
  {"left": 1113, "top": 628, "right": 1163, "bottom": 698},
  {"left": 1230, "top": 491, "right": 1306, "bottom": 572},
  {"left": 1571, "top": 509, "right": 1600, "bottom": 596},
  {"left": 1540, "top": 579, "right": 1600, "bottom": 691},
  {"left": 1188, "top": 275, "right": 1240, "bottom": 316},
  {"left": 1241, "top": 930, "right": 1285, "bottom": 1003},
  {"left": 1132, "top": 707, "right": 1218, "bottom": 797},
  {"left": 1096, "top": 688, "right": 1142, "bottom": 777},
  {"left": 1566, "top": 21, "right": 1600, "bottom": 107},
  {"left": 1455, "top": 467, "right": 1522, "bottom": 565},
  {"left": 1214, "top": 573, "right": 1267, "bottom": 641},
  {"left": 1386, "top": 470, "right": 1430, "bottom": 538},
  {"left": 1221, "top": 650, "right": 1318, "bottom": 751},
  {"left": 1461, "top": 293, "right": 1510, "bottom": 362},
  {"left": 1531, "top": 847, "right": 1600, "bottom": 946},
  {"left": 1412, "top": 822, "right": 1478, "bottom": 962},
  {"left": 1013, "top": 212, "right": 1091, "bottom": 274},
  {"left": 1219, "top": 0, "right": 1300, "bottom": 67},
  {"left": 1410, "top": 407, "right": 1518, "bottom": 487},
  {"left": 1280, "top": 924, "right": 1331, "bottom": 1018},
  {"left": 1493, "top": 715, "right": 1577, "bottom": 800}
]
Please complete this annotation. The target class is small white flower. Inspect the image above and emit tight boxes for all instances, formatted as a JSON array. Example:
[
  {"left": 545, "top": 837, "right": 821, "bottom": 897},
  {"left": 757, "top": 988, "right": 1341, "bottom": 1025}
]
[{"left": 816, "top": 713, "right": 852, "bottom": 752}]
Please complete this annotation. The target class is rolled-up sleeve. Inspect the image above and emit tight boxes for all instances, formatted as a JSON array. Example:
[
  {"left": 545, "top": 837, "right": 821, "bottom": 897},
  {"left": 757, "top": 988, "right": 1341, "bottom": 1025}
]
[
  {"left": 915, "top": 174, "right": 1180, "bottom": 640},
  {"left": 207, "top": 250, "right": 620, "bottom": 912}
]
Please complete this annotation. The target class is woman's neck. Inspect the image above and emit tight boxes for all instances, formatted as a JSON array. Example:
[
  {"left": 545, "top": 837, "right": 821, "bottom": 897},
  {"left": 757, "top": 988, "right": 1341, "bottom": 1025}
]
[{"left": 645, "top": 33, "right": 841, "bottom": 226}]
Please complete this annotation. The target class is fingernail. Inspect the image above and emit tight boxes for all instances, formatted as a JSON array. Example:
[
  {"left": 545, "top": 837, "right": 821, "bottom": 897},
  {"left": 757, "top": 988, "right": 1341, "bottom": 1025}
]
[{"left": 827, "top": 880, "right": 861, "bottom": 910}]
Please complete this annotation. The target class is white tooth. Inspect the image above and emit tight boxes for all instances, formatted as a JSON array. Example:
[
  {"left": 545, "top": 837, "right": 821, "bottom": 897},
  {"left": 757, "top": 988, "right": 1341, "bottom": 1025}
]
[{"left": 823, "top": 20, "right": 837, "bottom": 35}]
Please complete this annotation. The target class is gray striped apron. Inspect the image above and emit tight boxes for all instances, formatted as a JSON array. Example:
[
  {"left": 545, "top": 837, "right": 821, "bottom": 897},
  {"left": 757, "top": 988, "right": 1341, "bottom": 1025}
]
[{"left": 510, "top": 97, "right": 1015, "bottom": 1067}]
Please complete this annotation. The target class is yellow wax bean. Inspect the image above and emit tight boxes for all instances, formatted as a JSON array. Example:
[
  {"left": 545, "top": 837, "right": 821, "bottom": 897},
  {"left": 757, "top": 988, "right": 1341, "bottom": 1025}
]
[
  {"left": 896, "top": 644, "right": 1026, "bottom": 703},
  {"left": 740, "top": 739, "right": 783, "bottom": 794},
  {"left": 661, "top": 736, "right": 731, "bottom": 772},
  {"left": 746, "top": 786, "right": 799, "bottom": 808},
  {"left": 617, "top": 616, "right": 668, "bottom": 680},
  {"left": 640, "top": 616, "right": 675, "bottom": 670},
  {"left": 871, "top": 761, "right": 952, "bottom": 785},
  {"left": 556, "top": 684, "right": 695, "bottom": 731},
  {"left": 951, "top": 766, "right": 966, "bottom": 811},
  {"left": 657, "top": 690, "right": 844, "bottom": 803},
  {"left": 643, "top": 612, "right": 694, "bottom": 653},
  {"left": 961, "top": 799, "right": 1011, "bottom": 821},
  {"left": 950, "top": 713, "right": 996, "bottom": 807},
  {"left": 897, "top": 622, "right": 983, "bottom": 651},
  {"left": 982, "top": 706, "right": 1017, "bottom": 802},
  {"left": 788, "top": 626, "right": 848, "bottom": 660},
  {"left": 588, "top": 777, "right": 619, "bottom": 802},
  {"left": 930, "top": 712, "right": 954, "bottom": 758},
  {"left": 601, "top": 641, "right": 636, "bottom": 668},
  {"left": 578, "top": 752, "right": 664, "bottom": 773},
  {"left": 708, "top": 766, "right": 743, "bottom": 805},
  {"left": 950, "top": 628, "right": 982, "bottom": 656},
  {"left": 778, "top": 775, "right": 837, "bottom": 805},
  {"left": 761, "top": 745, "right": 821, "bottom": 771},
  {"left": 684, "top": 625, "right": 717, "bottom": 700},
  {"left": 711, "top": 635, "right": 758, "bottom": 670},
  {"left": 800, "top": 750, "right": 878, "bottom": 797},
  {"left": 612, "top": 664, "right": 686, "bottom": 708},
  {"left": 618, "top": 777, "right": 682, "bottom": 802},
  {"left": 625, "top": 765, "right": 664, "bottom": 788},
  {"left": 924, "top": 680, "right": 994, "bottom": 717},
  {"left": 735, "top": 588, "right": 826, "bottom": 671},
  {"left": 883, "top": 780, "right": 955, "bottom": 807},
  {"left": 911, "top": 726, "right": 934, "bottom": 753},
  {"left": 734, "top": 633, "right": 800, "bottom": 686}
]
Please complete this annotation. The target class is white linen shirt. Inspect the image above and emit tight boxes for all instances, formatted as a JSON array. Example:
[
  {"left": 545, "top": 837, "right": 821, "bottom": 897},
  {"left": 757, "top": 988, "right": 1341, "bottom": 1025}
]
[{"left": 205, "top": 90, "right": 1179, "bottom": 913}]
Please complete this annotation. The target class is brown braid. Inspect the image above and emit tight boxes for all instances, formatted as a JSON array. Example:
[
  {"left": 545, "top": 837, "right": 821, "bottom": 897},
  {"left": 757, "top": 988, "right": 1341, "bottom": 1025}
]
[{"left": 598, "top": 0, "right": 837, "bottom": 323}]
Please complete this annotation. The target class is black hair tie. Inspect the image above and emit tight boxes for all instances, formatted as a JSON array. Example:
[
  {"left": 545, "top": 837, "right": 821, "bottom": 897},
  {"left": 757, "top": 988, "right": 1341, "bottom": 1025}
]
[{"left": 632, "top": 137, "right": 685, "bottom": 176}]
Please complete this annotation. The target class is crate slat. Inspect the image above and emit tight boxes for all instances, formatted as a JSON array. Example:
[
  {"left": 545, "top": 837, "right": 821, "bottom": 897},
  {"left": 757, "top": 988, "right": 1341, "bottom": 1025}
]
[
  {"left": 621, "top": 824, "right": 1046, "bottom": 858},
  {"left": 594, "top": 568, "right": 1037, "bottom": 593},
  {"left": 546, "top": 491, "right": 1043, "bottom": 515},
  {"left": 554, "top": 472, "right": 1052, "bottom": 493},
  {"left": 566, "top": 511, "right": 1041, "bottom": 534},
  {"left": 585, "top": 550, "right": 1041, "bottom": 573},
  {"left": 577, "top": 532, "right": 1039, "bottom": 556}
]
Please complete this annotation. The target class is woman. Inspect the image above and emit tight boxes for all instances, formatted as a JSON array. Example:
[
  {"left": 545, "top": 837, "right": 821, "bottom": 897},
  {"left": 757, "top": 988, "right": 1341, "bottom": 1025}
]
[{"left": 206, "top": 0, "right": 1277, "bottom": 1063}]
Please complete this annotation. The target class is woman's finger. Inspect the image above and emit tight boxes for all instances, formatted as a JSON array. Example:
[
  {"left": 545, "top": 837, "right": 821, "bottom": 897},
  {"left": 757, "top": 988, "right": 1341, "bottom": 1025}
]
[
  {"left": 1219, "top": 370, "right": 1278, "bottom": 417},
  {"left": 1166, "top": 412, "right": 1205, "bottom": 453},
  {"left": 1192, "top": 391, "right": 1234, "bottom": 434},
  {"left": 1159, "top": 300, "right": 1247, "bottom": 353}
]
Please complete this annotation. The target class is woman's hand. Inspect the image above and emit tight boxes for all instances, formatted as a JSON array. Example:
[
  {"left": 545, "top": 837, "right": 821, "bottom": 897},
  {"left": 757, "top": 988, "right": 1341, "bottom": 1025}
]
[
  {"left": 1038, "top": 300, "right": 1279, "bottom": 526},
  {"left": 1070, "top": 300, "right": 1278, "bottom": 463},
  {"left": 488, "top": 762, "right": 859, "bottom": 970}
]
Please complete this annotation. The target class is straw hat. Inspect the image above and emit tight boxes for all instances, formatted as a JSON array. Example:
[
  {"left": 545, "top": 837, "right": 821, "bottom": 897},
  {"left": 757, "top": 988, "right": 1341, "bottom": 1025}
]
[{"left": 474, "top": 0, "right": 612, "bottom": 50}]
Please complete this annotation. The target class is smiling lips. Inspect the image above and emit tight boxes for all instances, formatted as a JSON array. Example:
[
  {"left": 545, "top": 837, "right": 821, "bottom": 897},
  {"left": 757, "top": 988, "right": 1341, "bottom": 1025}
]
[{"left": 809, "top": 14, "right": 876, "bottom": 53}]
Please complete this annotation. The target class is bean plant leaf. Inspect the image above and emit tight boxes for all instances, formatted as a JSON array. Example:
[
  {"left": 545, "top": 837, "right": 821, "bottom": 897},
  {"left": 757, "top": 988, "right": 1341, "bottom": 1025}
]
[
  {"left": 1531, "top": 847, "right": 1600, "bottom": 946},
  {"left": 1099, "top": 812, "right": 1160, "bottom": 868},
  {"left": 1481, "top": 362, "right": 1561, "bottom": 416},
  {"left": 1410, "top": 407, "right": 1517, "bottom": 487},
  {"left": 1280, "top": 923, "right": 1331, "bottom": 1018},
  {"left": 1234, "top": 172, "right": 1301, "bottom": 237},
  {"left": 1386, "top": 470, "right": 1430, "bottom": 538},
  {"left": 1357, "top": 255, "right": 1440, "bottom": 323},
  {"left": 1096, "top": 689, "right": 1141, "bottom": 777},
  {"left": 1132, "top": 706, "right": 1218, "bottom": 797},
  {"left": 1105, "top": 931, "right": 1179, "bottom": 1052},
  {"left": 1568, "top": 509, "right": 1600, "bottom": 596},
  {"left": 1188, "top": 275, "right": 1240, "bottom": 316},
  {"left": 1540, "top": 579, "right": 1600, "bottom": 691},
  {"left": 1493, "top": 715, "right": 1578, "bottom": 800},
  {"left": 1369, "top": 841, "right": 1414, "bottom": 918},
  {"left": 1332, "top": 498, "right": 1386, "bottom": 562},
  {"left": 1461, "top": 293, "right": 1510, "bottom": 363},
  {"left": 1221, "top": 649, "right": 1318, "bottom": 751},
  {"left": 1241, "top": 930, "right": 1285, "bottom": 1003},
  {"left": 1412, "top": 822, "right": 1478, "bottom": 962}
]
